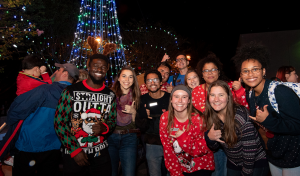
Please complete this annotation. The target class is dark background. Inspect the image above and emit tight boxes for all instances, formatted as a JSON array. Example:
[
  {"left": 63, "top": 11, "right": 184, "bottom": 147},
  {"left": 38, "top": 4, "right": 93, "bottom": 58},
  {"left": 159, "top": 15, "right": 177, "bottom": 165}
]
[{"left": 115, "top": 0, "right": 300, "bottom": 79}]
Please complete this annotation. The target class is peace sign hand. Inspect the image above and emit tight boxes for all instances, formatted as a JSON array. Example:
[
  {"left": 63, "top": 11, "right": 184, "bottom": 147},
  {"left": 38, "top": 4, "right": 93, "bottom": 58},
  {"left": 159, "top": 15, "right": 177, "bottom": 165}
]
[{"left": 207, "top": 123, "right": 225, "bottom": 143}]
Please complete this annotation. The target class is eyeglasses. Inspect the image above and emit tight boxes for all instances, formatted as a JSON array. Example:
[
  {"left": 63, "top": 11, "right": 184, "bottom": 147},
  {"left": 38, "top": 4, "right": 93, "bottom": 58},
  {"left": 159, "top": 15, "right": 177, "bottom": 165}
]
[
  {"left": 241, "top": 68, "right": 262, "bottom": 75},
  {"left": 202, "top": 68, "right": 218, "bottom": 75},
  {"left": 176, "top": 58, "right": 186, "bottom": 62},
  {"left": 146, "top": 78, "right": 160, "bottom": 83}
]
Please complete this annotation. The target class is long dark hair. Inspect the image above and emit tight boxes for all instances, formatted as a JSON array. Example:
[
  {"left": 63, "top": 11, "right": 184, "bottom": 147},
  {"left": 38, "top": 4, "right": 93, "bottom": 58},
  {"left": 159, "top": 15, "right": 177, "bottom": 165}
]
[
  {"left": 204, "top": 80, "right": 240, "bottom": 148},
  {"left": 112, "top": 66, "right": 140, "bottom": 109}
]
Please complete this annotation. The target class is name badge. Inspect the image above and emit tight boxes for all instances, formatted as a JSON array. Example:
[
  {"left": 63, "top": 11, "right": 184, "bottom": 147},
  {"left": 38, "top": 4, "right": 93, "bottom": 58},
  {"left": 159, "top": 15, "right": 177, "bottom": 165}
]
[{"left": 149, "top": 102, "right": 157, "bottom": 107}]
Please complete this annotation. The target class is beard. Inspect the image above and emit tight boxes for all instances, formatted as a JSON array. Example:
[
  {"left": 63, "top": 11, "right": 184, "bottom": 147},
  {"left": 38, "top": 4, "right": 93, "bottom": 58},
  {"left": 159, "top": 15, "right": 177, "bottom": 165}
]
[
  {"left": 89, "top": 72, "right": 104, "bottom": 85},
  {"left": 82, "top": 122, "right": 94, "bottom": 135},
  {"left": 149, "top": 86, "right": 160, "bottom": 93}
]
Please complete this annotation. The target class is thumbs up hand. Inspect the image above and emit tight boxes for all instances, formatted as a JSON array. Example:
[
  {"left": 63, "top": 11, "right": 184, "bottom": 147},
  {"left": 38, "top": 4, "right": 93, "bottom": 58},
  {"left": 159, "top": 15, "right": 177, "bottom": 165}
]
[
  {"left": 167, "top": 82, "right": 173, "bottom": 93},
  {"left": 161, "top": 53, "right": 170, "bottom": 62},
  {"left": 232, "top": 78, "right": 242, "bottom": 91},
  {"left": 207, "top": 123, "right": 225, "bottom": 143}
]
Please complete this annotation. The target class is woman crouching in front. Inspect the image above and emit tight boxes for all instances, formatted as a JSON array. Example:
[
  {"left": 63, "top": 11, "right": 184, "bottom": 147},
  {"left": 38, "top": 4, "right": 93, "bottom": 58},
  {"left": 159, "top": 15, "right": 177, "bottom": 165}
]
[
  {"left": 204, "top": 80, "right": 268, "bottom": 176},
  {"left": 159, "top": 85, "right": 214, "bottom": 176}
]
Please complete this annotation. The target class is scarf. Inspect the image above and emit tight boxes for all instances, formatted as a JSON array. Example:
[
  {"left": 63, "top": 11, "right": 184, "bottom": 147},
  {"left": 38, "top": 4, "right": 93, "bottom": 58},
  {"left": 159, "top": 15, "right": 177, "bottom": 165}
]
[{"left": 116, "top": 89, "right": 133, "bottom": 126}]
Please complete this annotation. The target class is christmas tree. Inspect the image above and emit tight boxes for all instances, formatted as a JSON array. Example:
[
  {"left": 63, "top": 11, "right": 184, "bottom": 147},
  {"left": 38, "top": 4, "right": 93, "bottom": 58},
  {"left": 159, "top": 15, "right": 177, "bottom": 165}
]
[{"left": 69, "top": 0, "right": 126, "bottom": 80}]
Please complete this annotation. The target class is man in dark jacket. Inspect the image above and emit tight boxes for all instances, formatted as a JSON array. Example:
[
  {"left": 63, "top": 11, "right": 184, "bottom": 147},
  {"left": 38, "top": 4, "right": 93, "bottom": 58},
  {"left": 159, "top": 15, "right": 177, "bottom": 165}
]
[{"left": 0, "top": 63, "right": 79, "bottom": 176}]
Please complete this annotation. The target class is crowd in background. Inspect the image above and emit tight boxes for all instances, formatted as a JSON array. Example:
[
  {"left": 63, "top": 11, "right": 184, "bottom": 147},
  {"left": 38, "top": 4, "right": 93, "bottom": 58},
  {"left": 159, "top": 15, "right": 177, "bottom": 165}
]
[{"left": 0, "top": 41, "right": 300, "bottom": 176}]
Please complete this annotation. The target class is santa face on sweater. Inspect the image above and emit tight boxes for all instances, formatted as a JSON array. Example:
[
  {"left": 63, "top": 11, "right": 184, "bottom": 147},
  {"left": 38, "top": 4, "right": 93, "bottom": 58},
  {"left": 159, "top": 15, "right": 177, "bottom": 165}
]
[{"left": 81, "top": 110, "right": 101, "bottom": 135}]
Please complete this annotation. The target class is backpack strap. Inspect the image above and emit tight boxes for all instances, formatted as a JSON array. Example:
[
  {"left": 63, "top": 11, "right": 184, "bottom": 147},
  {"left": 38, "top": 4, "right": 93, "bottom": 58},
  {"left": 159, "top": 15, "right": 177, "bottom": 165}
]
[{"left": 268, "top": 81, "right": 300, "bottom": 113}]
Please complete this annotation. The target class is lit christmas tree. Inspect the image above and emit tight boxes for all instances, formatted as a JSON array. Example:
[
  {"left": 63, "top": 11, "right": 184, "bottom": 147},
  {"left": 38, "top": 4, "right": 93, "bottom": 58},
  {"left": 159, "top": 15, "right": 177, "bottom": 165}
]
[{"left": 69, "top": 0, "right": 126, "bottom": 79}]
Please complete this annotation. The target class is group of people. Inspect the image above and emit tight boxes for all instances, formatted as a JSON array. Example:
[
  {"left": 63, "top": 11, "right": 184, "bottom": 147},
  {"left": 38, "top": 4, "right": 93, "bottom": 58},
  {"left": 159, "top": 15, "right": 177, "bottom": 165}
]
[{"left": 0, "top": 41, "right": 300, "bottom": 176}]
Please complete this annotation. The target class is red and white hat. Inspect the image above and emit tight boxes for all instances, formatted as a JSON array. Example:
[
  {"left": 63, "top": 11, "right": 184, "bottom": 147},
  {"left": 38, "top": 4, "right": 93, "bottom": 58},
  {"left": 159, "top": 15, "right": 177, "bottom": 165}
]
[{"left": 81, "top": 108, "right": 101, "bottom": 119}]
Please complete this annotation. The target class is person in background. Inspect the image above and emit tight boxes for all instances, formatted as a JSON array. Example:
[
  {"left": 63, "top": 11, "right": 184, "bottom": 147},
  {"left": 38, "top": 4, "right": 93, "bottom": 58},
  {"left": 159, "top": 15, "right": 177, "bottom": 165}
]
[
  {"left": 77, "top": 69, "right": 89, "bottom": 83},
  {"left": 184, "top": 69, "right": 200, "bottom": 90},
  {"left": 136, "top": 69, "right": 170, "bottom": 176},
  {"left": 16, "top": 55, "right": 52, "bottom": 96},
  {"left": 54, "top": 54, "right": 116, "bottom": 176},
  {"left": 3, "top": 55, "right": 53, "bottom": 167},
  {"left": 232, "top": 41, "right": 300, "bottom": 176},
  {"left": 0, "top": 63, "right": 79, "bottom": 176},
  {"left": 109, "top": 66, "right": 141, "bottom": 176},
  {"left": 140, "top": 62, "right": 172, "bottom": 95},
  {"left": 204, "top": 80, "right": 269, "bottom": 176},
  {"left": 192, "top": 53, "right": 248, "bottom": 176},
  {"left": 276, "top": 66, "right": 298, "bottom": 83},
  {"left": 160, "top": 85, "right": 214, "bottom": 176},
  {"left": 167, "top": 53, "right": 189, "bottom": 87}
]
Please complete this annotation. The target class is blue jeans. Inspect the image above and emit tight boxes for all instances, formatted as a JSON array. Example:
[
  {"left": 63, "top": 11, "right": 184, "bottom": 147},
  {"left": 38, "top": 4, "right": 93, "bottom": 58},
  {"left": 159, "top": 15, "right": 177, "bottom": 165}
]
[
  {"left": 269, "top": 162, "right": 300, "bottom": 176},
  {"left": 212, "top": 149, "right": 227, "bottom": 176},
  {"left": 146, "top": 144, "right": 169, "bottom": 176},
  {"left": 108, "top": 133, "right": 138, "bottom": 176}
]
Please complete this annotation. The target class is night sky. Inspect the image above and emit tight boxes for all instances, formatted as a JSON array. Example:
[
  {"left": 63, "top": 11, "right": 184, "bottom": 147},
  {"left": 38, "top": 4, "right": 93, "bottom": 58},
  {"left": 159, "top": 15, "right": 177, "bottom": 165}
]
[{"left": 115, "top": 0, "right": 300, "bottom": 79}]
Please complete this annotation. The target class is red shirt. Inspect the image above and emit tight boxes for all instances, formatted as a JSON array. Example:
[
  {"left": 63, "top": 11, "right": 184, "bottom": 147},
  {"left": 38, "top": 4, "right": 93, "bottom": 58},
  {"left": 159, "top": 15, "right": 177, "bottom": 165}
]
[
  {"left": 192, "top": 81, "right": 248, "bottom": 113},
  {"left": 139, "top": 82, "right": 168, "bottom": 95},
  {"left": 16, "top": 71, "right": 52, "bottom": 96},
  {"left": 159, "top": 111, "right": 215, "bottom": 176}
]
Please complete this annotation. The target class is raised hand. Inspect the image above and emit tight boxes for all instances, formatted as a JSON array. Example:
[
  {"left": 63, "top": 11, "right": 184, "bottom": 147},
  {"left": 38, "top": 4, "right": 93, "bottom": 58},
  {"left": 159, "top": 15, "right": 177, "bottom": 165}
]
[
  {"left": 40, "top": 65, "right": 47, "bottom": 74},
  {"left": 170, "top": 126, "right": 186, "bottom": 138},
  {"left": 207, "top": 123, "right": 225, "bottom": 143},
  {"left": 122, "top": 101, "right": 136, "bottom": 115},
  {"left": 232, "top": 78, "right": 242, "bottom": 91},
  {"left": 249, "top": 105, "right": 269, "bottom": 123},
  {"left": 161, "top": 53, "right": 170, "bottom": 62},
  {"left": 167, "top": 82, "right": 173, "bottom": 93}
]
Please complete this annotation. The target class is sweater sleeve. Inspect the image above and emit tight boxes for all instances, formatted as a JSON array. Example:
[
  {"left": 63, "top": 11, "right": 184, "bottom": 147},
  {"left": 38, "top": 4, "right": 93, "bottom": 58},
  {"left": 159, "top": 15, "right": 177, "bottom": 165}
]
[
  {"left": 176, "top": 116, "right": 211, "bottom": 157},
  {"left": 204, "top": 130, "right": 220, "bottom": 151},
  {"left": 54, "top": 89, "right": 82, "bottom": 157},
  {"left": 192, "top": 85, "right": 206, "bottom": 113},
  {"left": 41, "top": 72, "right": 52, "bottom": 84},
  {"left": 228, "top": 82, "right": 249, "bottom": 109},
  {"left": 105, "top": 97, "right": 117, "bottom": 133},
  {"left": 261, "top": 85, "right": 300, "bottom": 135},
  {"left": 159, "top": 112, "right": 184, "bottom": 176}
]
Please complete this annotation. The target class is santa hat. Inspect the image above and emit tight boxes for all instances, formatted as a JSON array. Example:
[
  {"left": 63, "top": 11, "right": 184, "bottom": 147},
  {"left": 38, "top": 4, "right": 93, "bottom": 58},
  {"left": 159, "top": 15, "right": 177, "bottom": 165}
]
[{"left": 81, "top": 108, "right": 101, "bottom": 120}]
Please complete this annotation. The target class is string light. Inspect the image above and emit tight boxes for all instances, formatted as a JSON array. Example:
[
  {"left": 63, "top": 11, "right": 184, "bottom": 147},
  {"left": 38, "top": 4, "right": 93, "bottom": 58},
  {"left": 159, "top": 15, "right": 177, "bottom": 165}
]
[{"left": 69, "top": 0, "right": 126, "bottom": 82}]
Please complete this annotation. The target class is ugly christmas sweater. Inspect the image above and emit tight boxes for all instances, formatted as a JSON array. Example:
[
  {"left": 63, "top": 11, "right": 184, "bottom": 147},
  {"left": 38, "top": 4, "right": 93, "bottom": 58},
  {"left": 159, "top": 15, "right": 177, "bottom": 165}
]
[
  {"left": 159, "top": 111, "right": 215, "bottom": 176},
  {"left": 54, "top": 80, "right": 116, "bottom": 158},
  {"left": 192, "top": 81, "right": 248, "bottom": 113}
]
